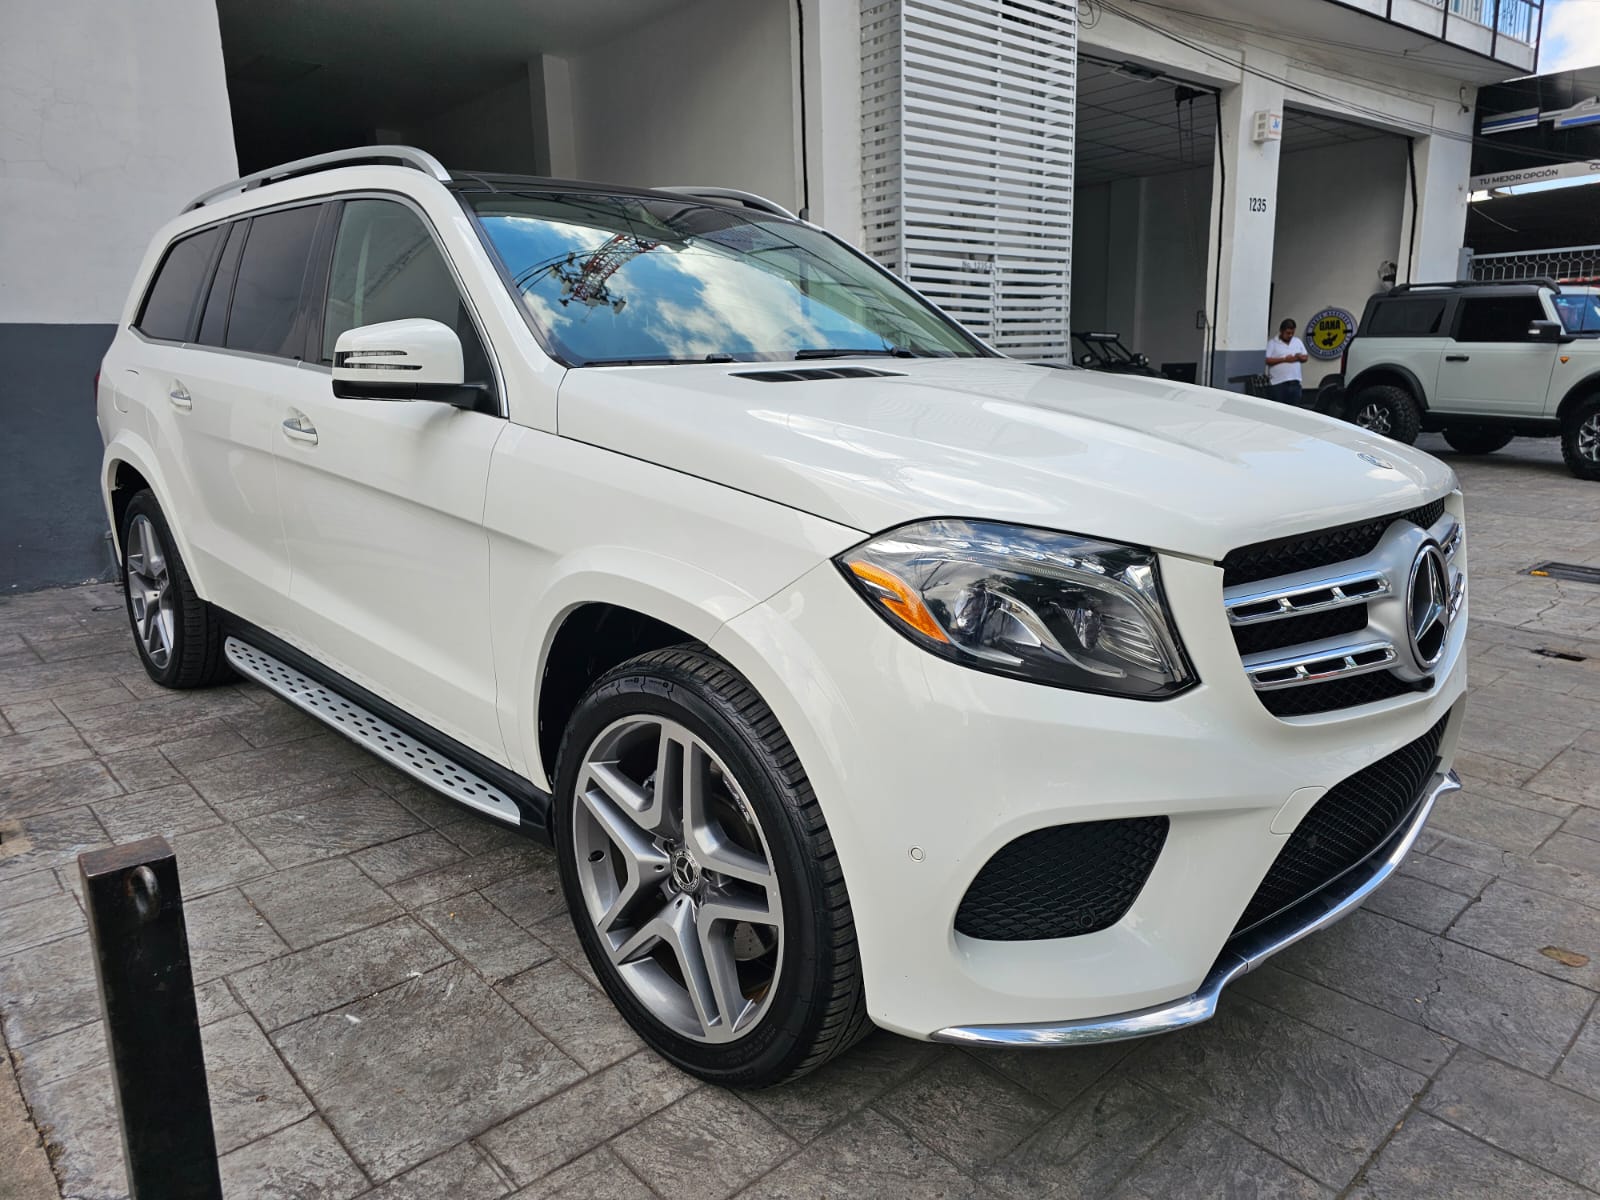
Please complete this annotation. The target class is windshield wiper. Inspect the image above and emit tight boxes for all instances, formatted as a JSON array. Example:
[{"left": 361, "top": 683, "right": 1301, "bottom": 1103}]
[{"left": 793, "top": 346, "right": 920, "bottom": 360}]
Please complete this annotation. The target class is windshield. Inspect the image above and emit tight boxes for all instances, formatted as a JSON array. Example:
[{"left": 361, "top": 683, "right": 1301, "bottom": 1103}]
[
  {"left": 1553, "top": 291, "right": 1600, "bottom": 335},
  {"left": 465, "top": 191, "right": 985, "bottom": 366}
]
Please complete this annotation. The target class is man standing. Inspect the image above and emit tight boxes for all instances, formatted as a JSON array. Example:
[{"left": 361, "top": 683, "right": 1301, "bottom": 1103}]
[{"left": 1264, "top": 318, "right": 1310, "bottom": 407}]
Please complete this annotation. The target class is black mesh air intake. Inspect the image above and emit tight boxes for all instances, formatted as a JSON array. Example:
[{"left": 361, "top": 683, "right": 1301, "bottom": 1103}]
[
  {"left": 955, "top": 817, "right": 1169, "bottom": 941},
  {"left": 1233, "top": 714, "right": 1448, "bottom": 935},
  {"left": 1221, "top": 500, "right": 1448, "bottom": 587},
  {"left": 1259, "top": 671, "right": 1430, "bottom": 718},
  {"left": 1231, "top": 605, "right": 1369, "bottom": 656}
]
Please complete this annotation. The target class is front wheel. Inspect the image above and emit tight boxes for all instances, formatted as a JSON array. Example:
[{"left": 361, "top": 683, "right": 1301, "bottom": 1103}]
[
  {"left": 1348, "top": 384, "right": 1422, "bottom": 444},
  {"left": 1442, "top": 428, "right": 1516, "bottom": 455},
  {"left": 552, "top": 646, "right": 867, "bottom": 1086},
  {"left": 1562, "top": 395, "right": 1600, "bottom": 481}
]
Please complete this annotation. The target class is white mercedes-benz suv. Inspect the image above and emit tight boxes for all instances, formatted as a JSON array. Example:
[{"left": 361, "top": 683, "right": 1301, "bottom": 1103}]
[{"left": 97, "top": 147, "right": 1467, "bottom": 1086}]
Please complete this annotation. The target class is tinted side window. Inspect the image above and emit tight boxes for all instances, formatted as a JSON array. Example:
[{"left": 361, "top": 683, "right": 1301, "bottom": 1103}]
[
  {"left": 135, "top": 226, "right": 225, "bottom": 341},
  {"left": 197, "top": 222, "right": 247, "bottom": 347},
  {"left": 1455, "top": 296, "right": 1545, "bottom": 343},
  {"left": 1364, "top": 298, "right": 1446, "bottom": 337},
  {"left": 320, "top": 199, "right": 492, "bottom": 387},
  {"left": 227, "top": 205, "right": 323, "bottom": 357}
]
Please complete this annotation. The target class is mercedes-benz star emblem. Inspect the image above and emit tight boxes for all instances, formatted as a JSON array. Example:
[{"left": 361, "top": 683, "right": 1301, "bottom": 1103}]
[
  {"left": 1358, "top": 452, "right": 1395, "bottom": 470},
  {"left": 1407, "top": 544, "right": 1451, "bottom": 671}
]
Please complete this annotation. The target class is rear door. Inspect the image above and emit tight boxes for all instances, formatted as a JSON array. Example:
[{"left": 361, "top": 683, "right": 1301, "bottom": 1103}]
[
  {"left": 272, "top": 196, "right": 507, "bottom": 761},
  {"left": 1434, "top": 293, "right": 1558, "bottom": 417},
  {"left": 138, "top": 208, "right": 324, "bottom": 635}
]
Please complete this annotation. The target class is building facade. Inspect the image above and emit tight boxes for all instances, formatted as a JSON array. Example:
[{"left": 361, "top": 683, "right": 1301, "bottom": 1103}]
[{"left": 0, "top": 0, "right": 1542, "bottom": 588}]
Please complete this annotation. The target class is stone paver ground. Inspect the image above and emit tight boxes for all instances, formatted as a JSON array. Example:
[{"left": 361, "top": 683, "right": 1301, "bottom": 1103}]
[{"left": 2, "top": 432, "right": 1599, "bottom": 1199}]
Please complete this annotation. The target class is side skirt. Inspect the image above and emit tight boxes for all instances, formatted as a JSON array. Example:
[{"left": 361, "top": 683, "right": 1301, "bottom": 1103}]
[{"left": 220, "top": 619, "right": 552, "bottom": 841}]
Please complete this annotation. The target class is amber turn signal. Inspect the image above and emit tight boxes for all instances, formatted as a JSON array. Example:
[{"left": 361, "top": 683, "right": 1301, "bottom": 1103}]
[{"left": 844, "top": 560, "right": 949, "bottom": 643}]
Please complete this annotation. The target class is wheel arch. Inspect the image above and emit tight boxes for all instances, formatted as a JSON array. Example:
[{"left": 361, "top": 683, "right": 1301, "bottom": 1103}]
[
  {"left": 1557, "top": 371, "right": 1600, "bottom": 425},
  {"left": 1348, "top": 364, "right": 1428, "bottom": 409},
  {"left": 100, "top": 437, "right": 206, "bottom": 593}
]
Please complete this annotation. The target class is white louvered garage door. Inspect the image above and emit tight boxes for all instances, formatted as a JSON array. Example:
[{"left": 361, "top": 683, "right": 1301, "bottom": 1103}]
[{"left": 862, "top": 0, "right": 1077, "bottom": 359}]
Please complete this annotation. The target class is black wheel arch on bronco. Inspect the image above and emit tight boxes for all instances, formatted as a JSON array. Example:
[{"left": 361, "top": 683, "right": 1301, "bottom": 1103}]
[
  {"left": 1557, "top": 373, "right": 1600, "bottom": 425},
  {"left": 1346, "top": 364, "right": 1429, "bottom": 409}
]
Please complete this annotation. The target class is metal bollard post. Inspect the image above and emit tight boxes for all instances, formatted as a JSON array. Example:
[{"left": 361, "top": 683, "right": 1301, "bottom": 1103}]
[{"left": 79, "top": 836, "right": 223, "bottom": 1200}]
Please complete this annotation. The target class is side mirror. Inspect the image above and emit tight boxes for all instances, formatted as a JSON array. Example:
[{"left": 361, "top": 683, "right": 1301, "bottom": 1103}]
[
  {"left": 332, "top": 319, "right": 477, "bottom": 405},
  {"left": 1529, "top": 319, "right": 1570, "bottom": 344}
]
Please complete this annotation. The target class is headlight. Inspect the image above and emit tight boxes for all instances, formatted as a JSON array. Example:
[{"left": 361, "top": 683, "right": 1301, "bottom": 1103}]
[{"left": 836, "top": 519, "right": 1195, "bottom": 699}]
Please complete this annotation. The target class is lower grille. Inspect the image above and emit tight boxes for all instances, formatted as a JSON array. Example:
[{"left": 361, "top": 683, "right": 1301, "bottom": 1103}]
[
  {"left": 956, "top": 817, "right": 1169, "bottom": 941},
  {"left": 1234, "top": 714, "right": 1448, "bottom": 934}
]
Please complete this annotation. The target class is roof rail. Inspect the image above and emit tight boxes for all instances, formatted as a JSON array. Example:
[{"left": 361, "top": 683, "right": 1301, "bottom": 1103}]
[
  {"left": 1387, "top": 277, "right": 1562, "bottom": 296},
  {"left": 186, "top": 146, "right": 452, "bottom": 211},
  {"left": 654, "top": 186, "right": 797, "bottom": 220}
]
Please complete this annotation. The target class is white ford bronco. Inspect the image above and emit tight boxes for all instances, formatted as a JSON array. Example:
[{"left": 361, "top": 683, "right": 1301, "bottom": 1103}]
[
  {"left": 1340, "top": 278, "right": 1600, "bottom": 478},
  {"left": 98, "top": 147, "right": 1467, "bottom": 1085}
]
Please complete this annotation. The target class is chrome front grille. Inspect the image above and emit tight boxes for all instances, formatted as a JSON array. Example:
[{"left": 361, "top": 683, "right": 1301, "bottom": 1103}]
[{"left": 1221, "top": 500, "right": 1464, "bottom": 718}]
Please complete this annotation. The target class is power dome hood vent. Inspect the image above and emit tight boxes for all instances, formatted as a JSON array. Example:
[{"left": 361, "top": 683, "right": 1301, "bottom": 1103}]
[{"left": 734, "top": 367, "right": 906, "bottom": 382}]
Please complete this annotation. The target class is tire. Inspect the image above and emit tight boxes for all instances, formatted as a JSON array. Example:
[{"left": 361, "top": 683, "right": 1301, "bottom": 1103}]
[
  {"left": 1442, "top": 428, "right": 1515, "bottom": 455},
  {"left": 1561, "top": 394, "right": 1600, "bottom": 481},
  {"left": 1348, "top": 384, "right": 1422, "bottom": 444},
  {"left": 119, "top": 490, "right": 231, "bottom": 688},
  {"left": 552, "top": 646, "right": 867, "bottom": 1087}
]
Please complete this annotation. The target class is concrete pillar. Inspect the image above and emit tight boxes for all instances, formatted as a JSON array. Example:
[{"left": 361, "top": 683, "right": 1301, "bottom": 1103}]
[
  {"left": 1399, "top": 99, "right": 1474, "bottom": 284},
  {"left": 800, "top": 0, "right": 864, "bottom": 245},
  {"left": 531, "top": 55, "right": 577, "bottom": 179},
  {"left": 1205, "top": 52, "right": 1287, "bottom": 389}
]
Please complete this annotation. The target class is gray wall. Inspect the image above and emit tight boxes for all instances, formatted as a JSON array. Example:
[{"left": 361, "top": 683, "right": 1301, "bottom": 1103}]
[
  {"left": 0, "top": 326, "right": 117, "bottom": 592},
  {"left": 1, "top": 0, "right": 237, "bottom": 591}
]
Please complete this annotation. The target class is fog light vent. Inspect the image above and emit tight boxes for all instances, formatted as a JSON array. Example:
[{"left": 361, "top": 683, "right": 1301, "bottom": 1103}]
[{"left": 954, "top": 817, "right": 1169, "bottom": 941}]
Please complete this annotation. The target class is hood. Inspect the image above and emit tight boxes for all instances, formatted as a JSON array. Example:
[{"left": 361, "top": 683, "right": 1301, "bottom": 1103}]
[{"left": 556, "top": 358, "right": 1456, "bottom": 560}]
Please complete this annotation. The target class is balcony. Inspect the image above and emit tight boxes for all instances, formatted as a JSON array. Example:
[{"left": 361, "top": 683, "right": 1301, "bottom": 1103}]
[{"left": 1161, "top": 0, "right": 1539, "bottom": 80}]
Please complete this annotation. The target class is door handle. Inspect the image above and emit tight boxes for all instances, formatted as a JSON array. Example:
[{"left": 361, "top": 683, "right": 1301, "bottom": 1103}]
[
  {"left": 281, "top": 413, "right": 318, "bottom": 445},
  {"left": 1445, "top": 354, "right": 1470, "bottom": 362},
  {"left": 168, "top": 384, "right": 192, "bottom": 410}
]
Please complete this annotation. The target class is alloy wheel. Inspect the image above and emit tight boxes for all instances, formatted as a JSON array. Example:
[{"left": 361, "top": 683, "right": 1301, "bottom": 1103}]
[
  {"left": 1357, "top": 402, "right": 1392, "bottom": 436},
  {"left": 1580, "top": 413, "right": 1600, "bottom": 464},
  {"left": 124, "top": 514, "right": 174, "bottom": 670},
  {"left": 571, "top": 716, "right": 783, "bottom": 1044}
]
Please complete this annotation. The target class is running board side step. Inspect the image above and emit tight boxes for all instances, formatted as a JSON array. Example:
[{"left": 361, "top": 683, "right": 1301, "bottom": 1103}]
[{"left": 224, "top": 637, "right": 523, "bottom": 826}]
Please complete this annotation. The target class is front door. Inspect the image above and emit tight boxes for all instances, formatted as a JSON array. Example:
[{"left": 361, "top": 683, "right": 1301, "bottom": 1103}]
[
  {"left": 1435, "top": 293, "right": 1558, "bottom": 417},
  {"left": 272, "top": 197, "right": 508, "bottom": 762}
]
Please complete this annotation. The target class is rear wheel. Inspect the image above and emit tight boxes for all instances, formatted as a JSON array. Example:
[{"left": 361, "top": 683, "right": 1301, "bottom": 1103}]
[
  {"left": 1442, "top": 428, "right": 1516, "bottom": 455},
  {"left": 553, "top": 646, "right": 867, "bottom": 1086},
  {"left": 1561, "top": 395, "right": 1600, "bottom": 481},
  {"left": 1349, "top": 384, "right": 1422, "bottom": 444},
  {"left": 119, "top": 490, "right": 231, "bottom": 688}
]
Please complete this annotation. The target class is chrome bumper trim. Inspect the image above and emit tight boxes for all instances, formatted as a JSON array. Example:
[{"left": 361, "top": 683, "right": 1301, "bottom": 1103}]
[{"left": 930, "top": 769, "right": 1460, "bottom": 1048}]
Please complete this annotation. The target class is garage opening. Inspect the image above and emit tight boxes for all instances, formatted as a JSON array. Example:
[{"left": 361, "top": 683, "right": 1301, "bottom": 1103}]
[
  {"left": 1069, "top": 54, "right": 1218, "bottom": 384},
  {"left": 1270, "top": 108, "right": 1410, "bottom": 392}
]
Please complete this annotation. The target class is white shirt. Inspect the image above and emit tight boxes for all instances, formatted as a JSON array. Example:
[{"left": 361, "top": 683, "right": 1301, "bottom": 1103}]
[{"left": 1266, "top": 336, "right": 1306, "bottom": 385}]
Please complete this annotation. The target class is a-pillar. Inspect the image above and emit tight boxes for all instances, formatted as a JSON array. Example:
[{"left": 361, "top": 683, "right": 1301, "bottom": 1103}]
[{"left": 1206, "top": 51, "right": 1287, "bottom": 389}]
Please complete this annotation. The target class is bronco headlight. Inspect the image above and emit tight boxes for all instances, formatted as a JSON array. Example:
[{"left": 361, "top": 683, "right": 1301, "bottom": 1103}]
[{"left": 836, "top": 519, "right": 1195, "bottom": 699}]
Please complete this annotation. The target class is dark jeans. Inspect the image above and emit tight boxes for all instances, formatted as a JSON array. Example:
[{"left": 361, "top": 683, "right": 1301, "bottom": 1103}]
[{"left": 1269, "top": 380, "right": 1304, "bottom": 408}]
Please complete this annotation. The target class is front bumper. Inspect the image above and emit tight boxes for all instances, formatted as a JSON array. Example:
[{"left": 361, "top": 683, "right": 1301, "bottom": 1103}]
[
  {"left": 932, "top": 769, "right": 1459, "bottom": 1046},
  {"left": 711, "top": 543, "right": 1468, "bottom": 1041}
]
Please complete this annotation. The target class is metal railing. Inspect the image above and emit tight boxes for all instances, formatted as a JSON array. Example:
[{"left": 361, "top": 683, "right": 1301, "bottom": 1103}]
[
  {"left": 1418, "top": 0, "right": 1541, "bottom": 45},
  {"left": 1467, "top": 245, "right": 1600, "bottom": 283}
]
